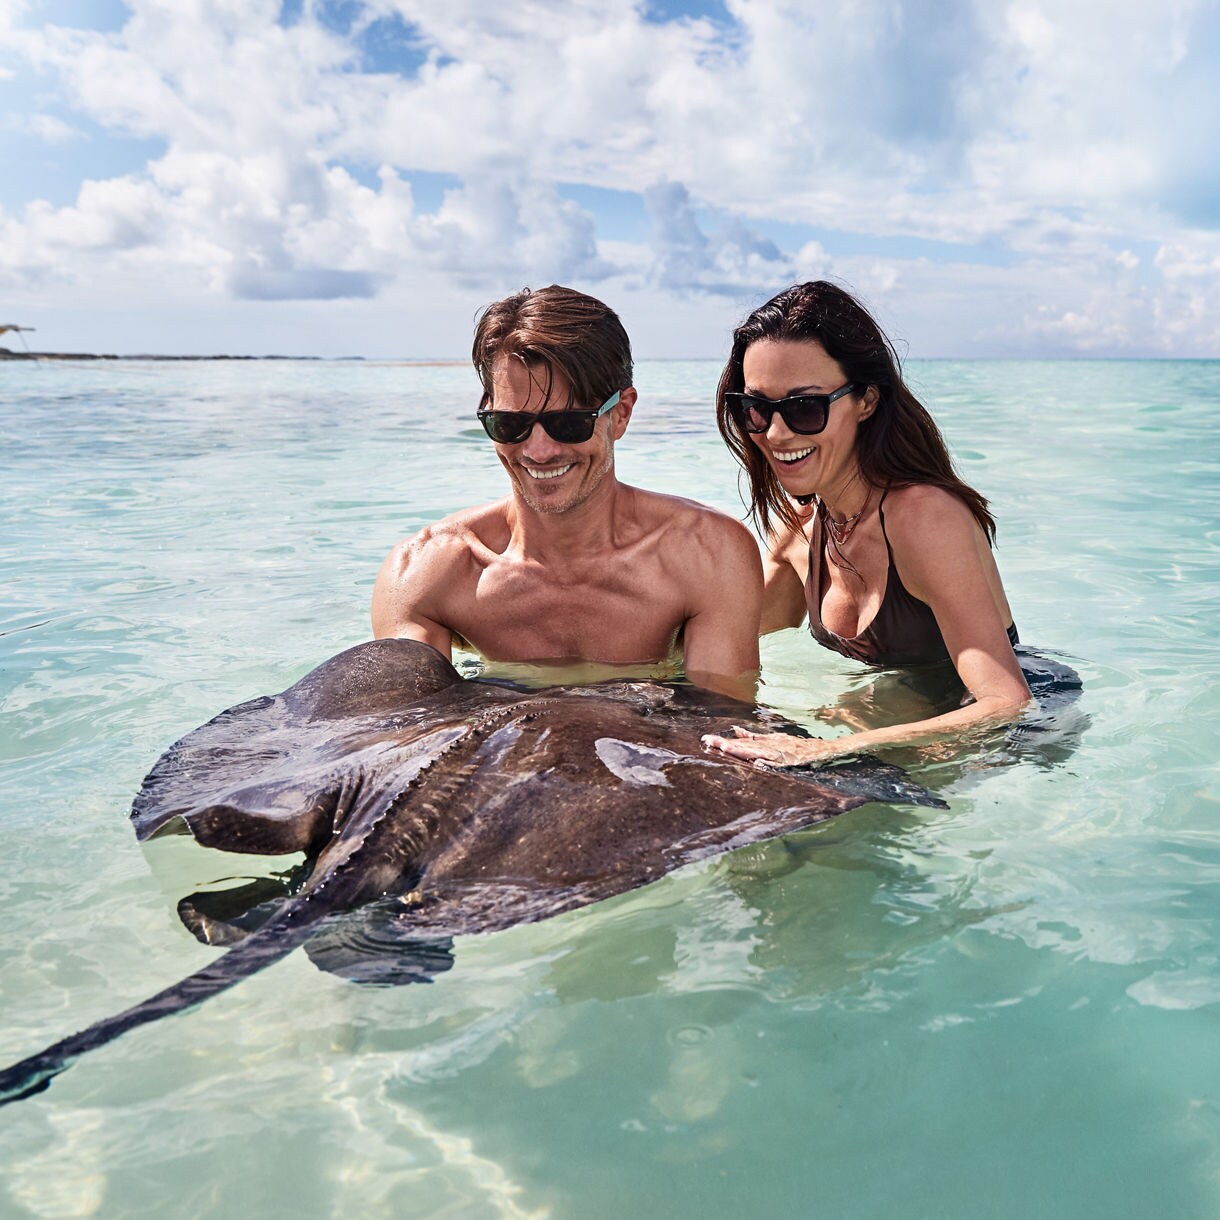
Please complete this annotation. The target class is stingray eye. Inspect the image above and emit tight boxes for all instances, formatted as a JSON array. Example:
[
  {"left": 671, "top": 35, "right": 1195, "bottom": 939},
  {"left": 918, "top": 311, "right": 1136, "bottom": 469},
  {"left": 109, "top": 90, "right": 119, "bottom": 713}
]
[{"left": 520, "top": 712, "right": 537, "bottom": 723}]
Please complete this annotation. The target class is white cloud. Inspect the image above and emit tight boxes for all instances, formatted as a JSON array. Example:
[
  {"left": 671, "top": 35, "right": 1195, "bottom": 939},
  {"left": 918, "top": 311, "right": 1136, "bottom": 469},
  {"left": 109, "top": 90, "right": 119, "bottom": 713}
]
[
  {"left": 413, "top": 178, "right": 614, "bottom": 287},
  {"left": 1156, "top": 239, "right": 1220, "bottom": 282},
  {"left": 27, "top": 112, "right": 82, "bottom": 142},
  {"left": 643, "top": 179, "right": 792, "bottom": 295},
  {"left": 0, "top": 0, "right": 27, "bottom": 35},
  {"left": 0, "top": 0, "right": 1217, "bottom": 354},
  {"left": 792, "top": 241, "right": 832, "bottom": 284}
]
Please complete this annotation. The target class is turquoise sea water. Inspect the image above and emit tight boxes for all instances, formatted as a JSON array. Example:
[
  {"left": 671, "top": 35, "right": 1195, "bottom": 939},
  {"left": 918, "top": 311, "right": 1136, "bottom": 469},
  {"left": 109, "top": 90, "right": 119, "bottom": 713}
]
[{"left": 1, "top": 357, "right": 1218, "bottom": 1218}]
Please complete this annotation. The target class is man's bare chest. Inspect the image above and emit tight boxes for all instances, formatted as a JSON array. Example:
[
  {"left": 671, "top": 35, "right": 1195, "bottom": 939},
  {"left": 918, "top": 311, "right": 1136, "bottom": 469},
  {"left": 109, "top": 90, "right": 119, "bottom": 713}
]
[{"left": 458, "top": 560, "right": 686, "bottom": 663}]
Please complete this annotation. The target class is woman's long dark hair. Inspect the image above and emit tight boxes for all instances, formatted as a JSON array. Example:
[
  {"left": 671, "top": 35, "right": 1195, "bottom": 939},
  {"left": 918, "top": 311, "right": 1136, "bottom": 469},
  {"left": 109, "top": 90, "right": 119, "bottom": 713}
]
[{"left": 716, "top": 281, "right": 996, "bottom": 542}]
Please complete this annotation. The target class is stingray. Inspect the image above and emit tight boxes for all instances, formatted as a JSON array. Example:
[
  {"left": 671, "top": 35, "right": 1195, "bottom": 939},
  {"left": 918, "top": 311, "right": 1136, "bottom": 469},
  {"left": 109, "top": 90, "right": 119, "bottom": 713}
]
[{"left": 0, "top": 638, "right": 944, "bottom": 1104}]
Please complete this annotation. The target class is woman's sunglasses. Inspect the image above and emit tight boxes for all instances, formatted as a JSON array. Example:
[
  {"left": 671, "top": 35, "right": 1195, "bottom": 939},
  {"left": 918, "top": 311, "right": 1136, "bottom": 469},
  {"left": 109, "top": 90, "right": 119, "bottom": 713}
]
[
  {"left": 477, "top": 391, "right": 622, "bottom": 445},
  {"left": 724, "top": 383, "right": 858, "bottom": 435}
]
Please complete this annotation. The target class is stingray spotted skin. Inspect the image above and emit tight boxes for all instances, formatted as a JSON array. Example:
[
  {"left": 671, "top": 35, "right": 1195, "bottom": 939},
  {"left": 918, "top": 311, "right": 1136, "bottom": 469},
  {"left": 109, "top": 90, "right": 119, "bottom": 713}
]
[{"left": 0, "top": 639, "right": 944, "bottom": 1104}]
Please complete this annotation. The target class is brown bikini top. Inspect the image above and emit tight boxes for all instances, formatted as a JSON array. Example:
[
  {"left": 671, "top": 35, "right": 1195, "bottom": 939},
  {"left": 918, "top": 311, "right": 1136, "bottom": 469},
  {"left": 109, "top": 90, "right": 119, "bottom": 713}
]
[{"left": 805, "top": 492, "right": 1017, "bottom": 667}]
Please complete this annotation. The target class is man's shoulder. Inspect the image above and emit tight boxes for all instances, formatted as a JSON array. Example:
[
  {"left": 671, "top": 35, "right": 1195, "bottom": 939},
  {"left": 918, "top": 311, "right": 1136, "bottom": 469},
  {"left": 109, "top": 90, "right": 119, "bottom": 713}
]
[
  {"left": 627, "top": 485, "right": 756, "bottom": 549},
  {"left": 384, "top": 501, "right": 510, "bottom": 575},
  {"left": 619, "top": 486, "right": 763, "bottom": 641},
  {"left": 626, "top": 484, "right": 747, "bottom": 528}
]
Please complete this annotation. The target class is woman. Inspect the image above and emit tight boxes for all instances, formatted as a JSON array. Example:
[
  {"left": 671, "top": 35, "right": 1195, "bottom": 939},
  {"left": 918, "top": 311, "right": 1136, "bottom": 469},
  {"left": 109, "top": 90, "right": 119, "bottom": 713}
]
[{"left": 702, "top": 281, "right": 1031, "bottom": 767}]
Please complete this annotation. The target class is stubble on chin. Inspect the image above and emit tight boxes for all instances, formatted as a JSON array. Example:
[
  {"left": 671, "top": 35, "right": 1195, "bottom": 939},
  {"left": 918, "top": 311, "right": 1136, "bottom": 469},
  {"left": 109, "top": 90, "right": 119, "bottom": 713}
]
[{"left": 517, "top": 448, "right": 615, "bottom": 516}]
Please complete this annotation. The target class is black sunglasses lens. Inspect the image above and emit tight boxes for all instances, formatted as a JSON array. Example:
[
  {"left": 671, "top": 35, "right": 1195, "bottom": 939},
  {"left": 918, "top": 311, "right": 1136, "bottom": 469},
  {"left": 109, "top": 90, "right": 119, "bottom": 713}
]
[
  {"left": 782, "top": 398, "right": 829, "bottom": 434},
  {"left": 539, "top": 414, "right": 595, "bottom": 444},
  {"left": 480, "top": 411, "right": 598, "bottom": 444},
  {"left": 741, "top": 401, "right": 771, "bottom": 433},
  {"left": 729, "top": 396, "right": 830, "bottom": 435},
  {"left": 726, "top": 395, "right": 766, "bottom": 433},
  {"left": 481, "top": 412, "right": 532, "bottom": 443}
]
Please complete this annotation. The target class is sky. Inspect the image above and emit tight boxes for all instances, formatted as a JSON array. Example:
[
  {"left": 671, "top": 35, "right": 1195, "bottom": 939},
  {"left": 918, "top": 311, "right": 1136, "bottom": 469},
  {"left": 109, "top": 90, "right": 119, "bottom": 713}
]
[{"left": 1, "top": 0, "right": 1219, "bottom": 358}]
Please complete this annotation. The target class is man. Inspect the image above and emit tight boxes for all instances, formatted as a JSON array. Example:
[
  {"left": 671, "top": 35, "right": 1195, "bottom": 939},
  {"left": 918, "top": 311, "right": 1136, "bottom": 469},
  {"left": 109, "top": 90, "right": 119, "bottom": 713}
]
[{"left": 372, "top": 284, "right": 763, "bottom": 700}]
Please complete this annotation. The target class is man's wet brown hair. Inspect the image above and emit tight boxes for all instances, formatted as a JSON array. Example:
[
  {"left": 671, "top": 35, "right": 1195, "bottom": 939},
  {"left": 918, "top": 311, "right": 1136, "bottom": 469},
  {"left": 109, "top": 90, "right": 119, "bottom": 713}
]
[{"left": 472, "top": 284, "right": 633, "bottom": 410}]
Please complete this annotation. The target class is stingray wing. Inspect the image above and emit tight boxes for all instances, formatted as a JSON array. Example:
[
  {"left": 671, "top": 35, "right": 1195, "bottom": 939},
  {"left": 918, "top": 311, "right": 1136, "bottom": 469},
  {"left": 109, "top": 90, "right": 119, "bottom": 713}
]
[
  {"left": 398, "top": 680, "right": 945, "bottom": 935},
  {"left": 130, "top": 638, "right": 468, "bottom": 855}
]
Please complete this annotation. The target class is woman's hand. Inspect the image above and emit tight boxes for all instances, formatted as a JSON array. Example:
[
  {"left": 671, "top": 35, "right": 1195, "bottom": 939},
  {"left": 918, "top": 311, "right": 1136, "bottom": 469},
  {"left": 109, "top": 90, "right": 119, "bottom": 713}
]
[{"left": 700, "top": 728, "right": 847, "bottom": 768}]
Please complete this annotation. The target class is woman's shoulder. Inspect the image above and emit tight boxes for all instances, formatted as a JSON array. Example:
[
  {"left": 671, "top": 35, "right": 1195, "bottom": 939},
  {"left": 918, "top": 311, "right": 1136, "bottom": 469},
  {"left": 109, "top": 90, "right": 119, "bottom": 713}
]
[
  {"left": 881, "top": 484, "right": 983, "bottom": 547},
  {"left": 883, "top": 483, "right": 977, "bottom": 519}
]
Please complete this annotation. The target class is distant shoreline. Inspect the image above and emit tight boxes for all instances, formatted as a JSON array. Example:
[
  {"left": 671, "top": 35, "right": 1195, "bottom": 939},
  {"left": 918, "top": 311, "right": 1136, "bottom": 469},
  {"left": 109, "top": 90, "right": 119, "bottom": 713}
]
[
  {"left": 0, "top": 350, "right": 466, "bottom": 365},
  {"left": 0, "top": 350, "right": 321, "bottom": 362}
]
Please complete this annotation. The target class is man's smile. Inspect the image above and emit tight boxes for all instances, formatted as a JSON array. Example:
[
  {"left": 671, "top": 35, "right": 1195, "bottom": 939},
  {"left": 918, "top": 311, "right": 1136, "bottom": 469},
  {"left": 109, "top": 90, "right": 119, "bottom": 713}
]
[{"left": 522, "top": 462, "right": 576, "bottom": 480}]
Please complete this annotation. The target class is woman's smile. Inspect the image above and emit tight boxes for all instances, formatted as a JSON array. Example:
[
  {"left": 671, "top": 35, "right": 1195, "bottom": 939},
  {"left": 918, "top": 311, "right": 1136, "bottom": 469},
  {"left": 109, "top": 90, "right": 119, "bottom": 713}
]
[
  {"left": 741, "top": 338, "right": 865, "bottom": 502},
  {"left": 770, "top": 444, "right": 815, "bottom": 467}
]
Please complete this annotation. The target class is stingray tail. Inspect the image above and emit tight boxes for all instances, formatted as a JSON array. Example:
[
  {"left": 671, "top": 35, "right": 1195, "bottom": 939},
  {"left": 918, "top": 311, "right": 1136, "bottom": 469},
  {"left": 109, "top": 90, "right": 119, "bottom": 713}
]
[{"left": 0, "top": 904, "right": 325, "bottom": 1107}]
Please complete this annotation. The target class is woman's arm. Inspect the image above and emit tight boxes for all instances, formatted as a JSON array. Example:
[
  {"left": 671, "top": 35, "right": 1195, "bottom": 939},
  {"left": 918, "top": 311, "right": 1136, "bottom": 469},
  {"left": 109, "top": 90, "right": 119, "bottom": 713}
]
[{"left": 704, "top": 487, "right": 1031, "bottom": 766}]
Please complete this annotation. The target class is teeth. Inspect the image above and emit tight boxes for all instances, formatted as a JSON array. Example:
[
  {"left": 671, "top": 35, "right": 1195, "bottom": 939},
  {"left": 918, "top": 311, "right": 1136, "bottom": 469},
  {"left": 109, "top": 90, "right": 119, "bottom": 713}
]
[
  {"left": 523, "top": 464, "right": 574, "bottom": 480},
  {"left": 776, "top": 447, "right": 814, "bottom": 464}
]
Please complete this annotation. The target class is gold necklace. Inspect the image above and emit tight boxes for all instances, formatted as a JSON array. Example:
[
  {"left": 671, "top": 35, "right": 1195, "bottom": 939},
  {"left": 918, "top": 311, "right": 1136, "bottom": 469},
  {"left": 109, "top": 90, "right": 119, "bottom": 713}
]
[{"left": 822, "top": 494, "right": 870, "bottom": 547}]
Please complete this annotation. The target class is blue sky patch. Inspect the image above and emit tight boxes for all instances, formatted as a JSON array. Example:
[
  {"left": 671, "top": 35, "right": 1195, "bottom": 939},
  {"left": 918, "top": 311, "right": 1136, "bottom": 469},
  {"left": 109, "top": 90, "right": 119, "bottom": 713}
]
[
  {"left": 643, "top": 0, "right": 735, "bottom": 25},
  {"left": 401, "top": 168, "right": 464, "bottom": 213},
  {"left": 747, "top": 214, "right": 1021, "bottom": 268},
  {"left": 19, "top": 0, "right": 129, "bottom": 33},
  {"left": 278, "top": 2, "right": 429, "bottom": 76},
  {"left": 0, "top": 128, "right": 166, "bottom": 211},
  {"left": 558, "top": 183, "right": 650, "bottom": 242},
  {"left": 0, "top": 64, "right": 164, "bottom": 209},
  {"left": 353, "top": 12, "right": 429, "bottom": 77}
]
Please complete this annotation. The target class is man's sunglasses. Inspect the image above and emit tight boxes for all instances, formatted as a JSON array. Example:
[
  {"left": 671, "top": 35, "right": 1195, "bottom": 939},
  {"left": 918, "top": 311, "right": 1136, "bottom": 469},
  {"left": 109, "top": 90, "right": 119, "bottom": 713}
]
[
  {"left": 477, "top": 391, "right": 622, "bottom": 445},
  {"left": 724, "top": 383, "right": 858, "bottom": 435}
]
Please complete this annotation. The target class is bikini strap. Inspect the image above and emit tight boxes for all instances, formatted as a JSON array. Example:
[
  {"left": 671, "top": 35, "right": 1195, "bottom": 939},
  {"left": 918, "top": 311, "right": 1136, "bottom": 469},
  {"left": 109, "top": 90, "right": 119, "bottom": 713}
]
[
  {"left": 876, "top": 489, "right": 894, "bottom": 561},
  {"left": 806, "top": 502, "right": 825, "bottom": 602}
]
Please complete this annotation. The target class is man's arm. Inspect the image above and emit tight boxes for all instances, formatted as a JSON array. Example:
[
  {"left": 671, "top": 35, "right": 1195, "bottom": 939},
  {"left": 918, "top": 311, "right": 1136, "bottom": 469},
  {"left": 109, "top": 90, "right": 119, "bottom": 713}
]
[
  {"left": 371, "top": 529, "right": 457, "bottom": 656},
  {"left": 677, "top": 514, "right": 764, "bottom": 702}
]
